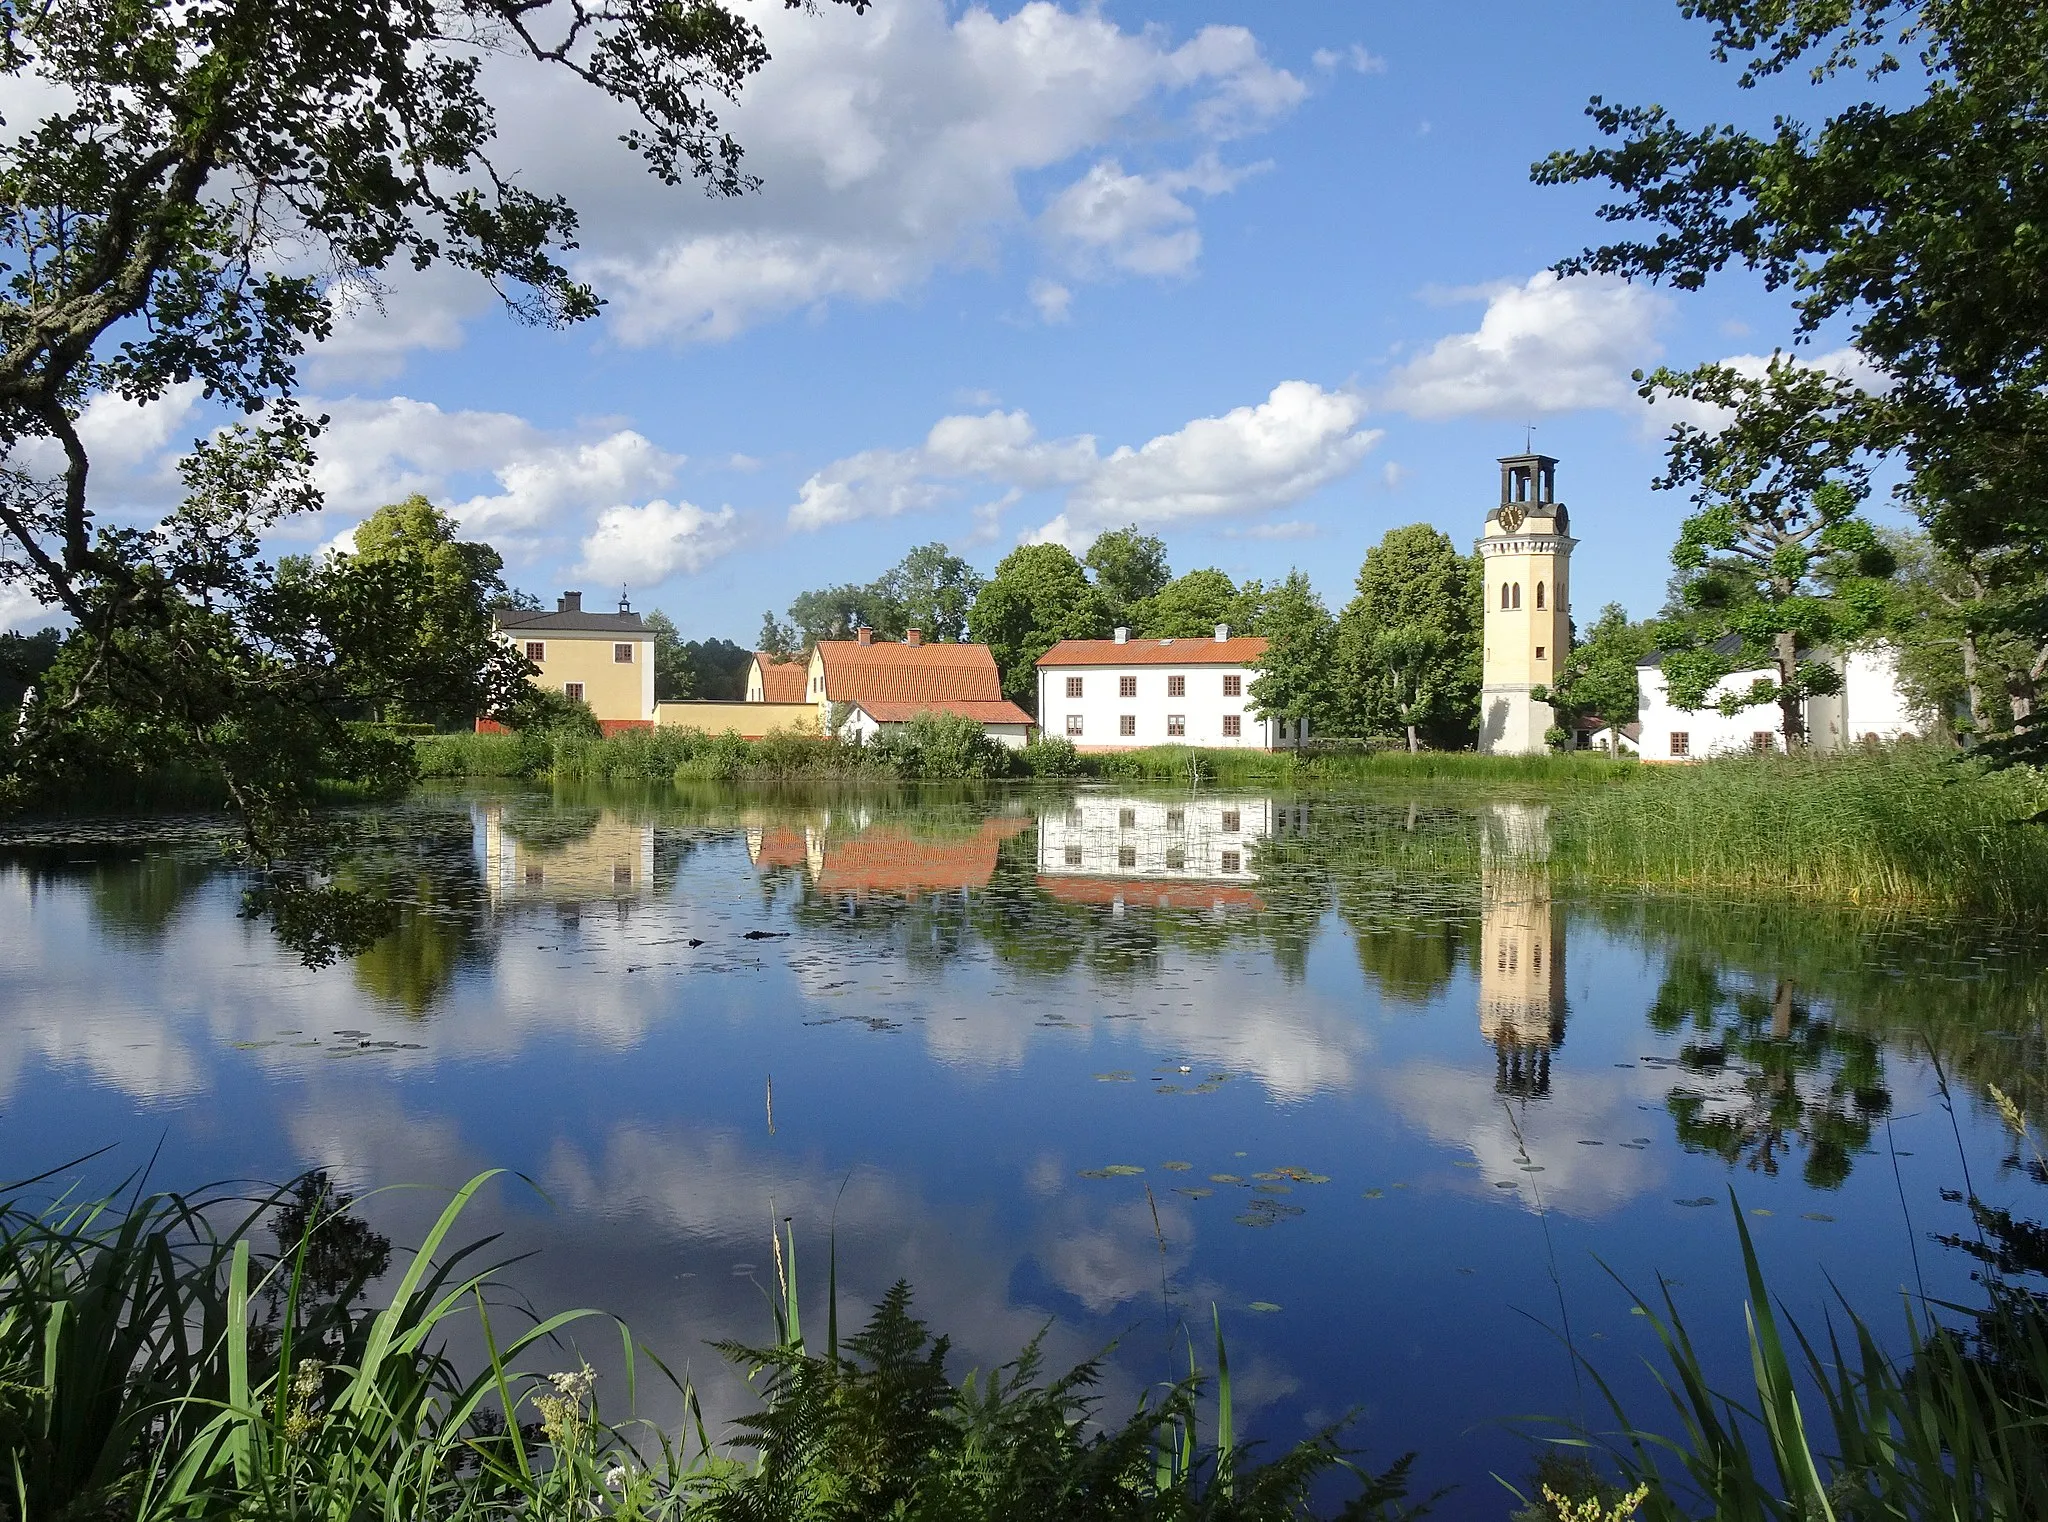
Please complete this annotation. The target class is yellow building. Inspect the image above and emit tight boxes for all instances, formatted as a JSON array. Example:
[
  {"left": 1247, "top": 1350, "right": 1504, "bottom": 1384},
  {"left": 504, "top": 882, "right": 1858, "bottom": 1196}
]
[
  {"left": 493, "top": 592, "right": 656, "bottom": 732},
  {"left": 1477, "top": 454, "right": 1575, "bottom": 755}
]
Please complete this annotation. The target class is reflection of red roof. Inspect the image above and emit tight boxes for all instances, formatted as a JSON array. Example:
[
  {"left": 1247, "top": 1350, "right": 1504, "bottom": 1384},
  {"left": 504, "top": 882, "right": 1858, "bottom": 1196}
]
[
  {"left": 753, "top": 654, "right": 808, "bottom": 703},
  {"left": 813, "top": 817, "right": 1030, "bottom": 897},
  {"left": 1036, "top": 875, "right": 1266, "bottom": 911},
  {"left": 750, "top": 826, "right": 808, "bottom": 869},
  {"left": 856, "top": 698, "right": 1034, "bottom": 726},
  {"left": 1037, "top": 636, "right": 1267, "bottom": 668},
  {"left": 817, "top": 641, "right": 1004, "bottom": 705}
]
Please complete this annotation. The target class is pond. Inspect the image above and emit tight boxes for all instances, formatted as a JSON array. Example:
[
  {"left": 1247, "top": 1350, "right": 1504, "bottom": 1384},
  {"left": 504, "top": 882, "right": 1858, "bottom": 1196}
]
[{"left": 2, "top": 783, "right": 2043, "bottom": 1515}]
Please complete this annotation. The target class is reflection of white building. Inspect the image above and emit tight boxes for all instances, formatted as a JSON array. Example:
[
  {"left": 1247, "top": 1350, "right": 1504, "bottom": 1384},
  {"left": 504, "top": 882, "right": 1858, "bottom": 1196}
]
[
  {"left": 1479, "top": 805, "right": 1565, "bottom": 1098},
  {"left": 480, "top": 806, "right": 655, "bottom": 907},
  {"left": 1036, "top": 796, "right": 1269, "bottom": 898}
]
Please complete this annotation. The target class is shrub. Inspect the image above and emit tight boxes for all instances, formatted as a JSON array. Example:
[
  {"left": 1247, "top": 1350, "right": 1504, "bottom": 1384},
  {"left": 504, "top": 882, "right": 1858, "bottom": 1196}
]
[
  {"left": 872, "top": 711, "right": 1016, "bottom": 780},
  {"left": 1020, "top": 732, "right": 1081, "bottom": 777}
]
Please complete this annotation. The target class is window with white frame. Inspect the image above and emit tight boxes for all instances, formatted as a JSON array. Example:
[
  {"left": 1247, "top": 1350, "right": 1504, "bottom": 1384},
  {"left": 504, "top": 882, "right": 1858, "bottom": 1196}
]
[
  {"left": 525, "top": 641, "right": 546, "bottom": 661},
  {"left": 1066, "top": 714, "right": 1083, "bottom": 736},
  {"left": 614, "top": 643, "right": 634, "bottom": 663},
  {"left": 564, "top": 682, "right": 585, "bottom": 702},
  {"left": 1119, "top": 714, "right": 1136, "bottom": 736}
]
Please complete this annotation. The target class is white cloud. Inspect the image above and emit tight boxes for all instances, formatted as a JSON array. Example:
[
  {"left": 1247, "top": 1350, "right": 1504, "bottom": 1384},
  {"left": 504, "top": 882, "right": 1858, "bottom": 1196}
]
[
  {"left": 577, "top": 499, "right": 741, "bottom": 583},
  {"left": 1028, "top": 278, "right": 1073, "bottom": 323},
  {"left": 1647, "top": 346, "right": 1890, "bottom": 433},
  {"left": 1312, "top": 44, "right": 1388, "bottom": 75},
  {"left": 453, "top": 431, "right": 683, "bottom": 537},
  {"left": 485, "top": 1, "right": 1301, "bottom": 347},
  {"left": 309, "top": 269, "right": 492, "bottom": 383},
  {"left": 789, "top": 380, "right": 1377, "bottom": 541},
  {"left": 1220, "top": 519, "right": 1320, "bottom": 541},
  {"left": 1039, "top": 154, "right": 1254, "bottom": 278},
  {"left": 1381, "top": 272, "right": 1667, "bottom": 419}
]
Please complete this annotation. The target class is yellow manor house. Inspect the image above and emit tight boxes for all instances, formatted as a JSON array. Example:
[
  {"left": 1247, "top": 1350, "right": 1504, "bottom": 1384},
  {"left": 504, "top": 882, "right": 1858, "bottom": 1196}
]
[{"left": 489, "top": 592, "right": 656, "bottom": 733}]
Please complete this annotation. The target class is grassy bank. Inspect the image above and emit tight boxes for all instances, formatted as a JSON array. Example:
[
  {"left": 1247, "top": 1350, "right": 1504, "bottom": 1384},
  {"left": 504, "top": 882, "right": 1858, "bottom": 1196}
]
[{"left": 1537, "top": 744, "right": 2048, "bottom": 916}]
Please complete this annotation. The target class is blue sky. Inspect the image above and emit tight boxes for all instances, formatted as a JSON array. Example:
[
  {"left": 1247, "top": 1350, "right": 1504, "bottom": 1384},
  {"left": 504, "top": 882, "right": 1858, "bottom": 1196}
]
[{"left": 22, "top": 1, "right": 1900, "bottom": 639}]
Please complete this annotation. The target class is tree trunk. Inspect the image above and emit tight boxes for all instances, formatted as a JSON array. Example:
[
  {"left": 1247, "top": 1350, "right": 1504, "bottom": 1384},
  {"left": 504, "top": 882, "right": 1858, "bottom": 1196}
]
[
  {"left": 2011, "top": 640, "right": 2048, "bottom": 729},
  {"left": 1772, "top": 980, "right": 1795, "bottom": 1041},
  {"left": 1962, "top": 627, "right": 1986, "bottom": 738},
  {"left": 1775, "top": 630, "right": 1805, "bottom": 749},
  {"left": 1405, "top": 723, "right": 1419, "bottom": 753}
]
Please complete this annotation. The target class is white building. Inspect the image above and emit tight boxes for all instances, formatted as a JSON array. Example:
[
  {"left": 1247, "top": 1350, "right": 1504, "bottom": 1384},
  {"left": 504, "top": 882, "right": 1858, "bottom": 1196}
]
[
  {"left": 1637, "top": 640, "right": 1926, "bottom": 761},
  {"left": 1033, "top": 627, "right": 1304, "bottom": 751}
]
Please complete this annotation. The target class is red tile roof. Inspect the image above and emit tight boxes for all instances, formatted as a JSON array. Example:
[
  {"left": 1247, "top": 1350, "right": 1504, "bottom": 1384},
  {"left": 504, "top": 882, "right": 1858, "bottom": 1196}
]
[
  {"left": 854, "top": 698, "right": 1034, "bottom": 726},
  {"left": 812, "top": 817, "right": 1032, "bottom": 898},
  {"left": 1036, "top": 875, "right": 1266, "bottom": 911},
  {"left": 748, "top": 826, "right": 809, "bottom": 870},
  {"left": 1036, "top": 636, "right": 1268, "bottom": 667},
  {"left": 816, "top": 640, "right": 1005, "bottom": 705},
  {"left": 752, "top": 653, "right": 808, "bottom": 704}
]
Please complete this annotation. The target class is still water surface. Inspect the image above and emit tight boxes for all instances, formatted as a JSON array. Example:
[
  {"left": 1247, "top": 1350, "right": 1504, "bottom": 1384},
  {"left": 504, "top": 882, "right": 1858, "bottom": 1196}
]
[{"left": 2, "top": 784, "right": 2043, "bottom": 1514}]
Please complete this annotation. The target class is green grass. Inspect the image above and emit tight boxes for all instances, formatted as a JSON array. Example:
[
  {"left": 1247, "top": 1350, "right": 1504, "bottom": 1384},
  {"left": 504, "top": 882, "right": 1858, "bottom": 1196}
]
[{"left": 1533, "top": 744, "right": 2048, "bottom": 915}]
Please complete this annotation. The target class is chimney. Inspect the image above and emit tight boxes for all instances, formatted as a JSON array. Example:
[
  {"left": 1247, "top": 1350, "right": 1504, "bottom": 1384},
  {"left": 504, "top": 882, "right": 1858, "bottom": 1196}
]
[
  {"left": 558, "top": 591, "right": 582, "bottom": 614},
  {"left": 1113, "top": 626, "right": 1129, "bottom": 644},
  {"left": 1214, "top": 623, "right": 1230, "bottom": 642},
  {"left": 905, "top": 627, "right": 923, "bottom": 647},
  {"left": 857, "top": 625, "right": 873, "bottom": 646}
]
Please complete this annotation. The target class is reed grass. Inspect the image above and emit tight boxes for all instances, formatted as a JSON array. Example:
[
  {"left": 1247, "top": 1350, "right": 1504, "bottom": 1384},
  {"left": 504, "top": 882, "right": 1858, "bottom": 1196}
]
[{"left": 1536, "top": 745, "right": 2048, "bottom": 915}]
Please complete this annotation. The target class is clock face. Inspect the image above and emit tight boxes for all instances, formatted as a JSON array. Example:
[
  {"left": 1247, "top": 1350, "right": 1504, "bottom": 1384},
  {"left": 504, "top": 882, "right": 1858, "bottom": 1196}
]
[{"left": 1498, "top": 505, "right": 1525, "bottom": 533}]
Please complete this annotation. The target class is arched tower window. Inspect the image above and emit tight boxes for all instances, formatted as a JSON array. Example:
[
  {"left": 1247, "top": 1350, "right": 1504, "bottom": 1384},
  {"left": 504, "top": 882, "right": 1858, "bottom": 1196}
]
[
  {"left": 1511, "top": 583, "right": 1522, "bottom": 611},
  {"left": 1500, "top": 583, "right": 1510, "bottom": 611},
  {"left": 1535, "top": 581, "right": 1546, "bottom": 610}
]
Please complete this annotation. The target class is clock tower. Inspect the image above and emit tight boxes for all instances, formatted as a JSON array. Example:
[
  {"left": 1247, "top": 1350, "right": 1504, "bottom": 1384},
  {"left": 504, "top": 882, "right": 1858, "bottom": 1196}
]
[{"left": 1478, "top": 454, "right": 1575, "bottom": 755}]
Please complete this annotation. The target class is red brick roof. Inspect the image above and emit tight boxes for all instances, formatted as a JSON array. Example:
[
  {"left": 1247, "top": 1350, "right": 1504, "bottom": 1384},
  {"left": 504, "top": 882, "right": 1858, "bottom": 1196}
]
[
  {"left": 748, "top": 826, "right": 809, "bottom": 870},
  {"left": 816, "top": 640, "right": 1004, "bottom": 705},
  {"left": 1036, "top": 636, "right": 1268, "bottom": 667},
  {"left": 812, "top": 817, "right": 1032, "bottom": 898},
  {"left": 752, "top": 653, "right": 808, "bottom": 704},
  {"left": 854, "top": 698, "right": 1034, "bottom": 726}
]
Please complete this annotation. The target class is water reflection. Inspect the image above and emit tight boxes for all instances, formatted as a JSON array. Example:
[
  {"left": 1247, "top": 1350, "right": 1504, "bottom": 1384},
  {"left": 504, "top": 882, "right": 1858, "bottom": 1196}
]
[{"left": 2, "top": 785, "right": 2042, "bottom": 1522}]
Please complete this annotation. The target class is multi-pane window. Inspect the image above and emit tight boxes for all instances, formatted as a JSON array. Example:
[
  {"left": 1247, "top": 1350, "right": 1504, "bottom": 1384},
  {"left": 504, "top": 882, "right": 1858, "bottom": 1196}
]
[
  {"left": 1117, "top": 846, "right": 1137, "bottom": 869},
  {"left": 1119, "top": 715, "right": 1136, "bottom": 736},
  {"left": 1066, "top": 676, "right": 1084, "bottom": 698},
  {"left": 1165, "top": 809, "right": 1184, "bottom": 831},
  {"left": 1066, "top": 714, "right": 1084, "bottom": 736},
  {"left": 564, "top": 682, "right": 585, "bottom": 702},
  {"left": 1166, "top": 714, "right": 1185, "bottom": 737},
  {"left": 1752, "top": 731, "right": 1775, "bottom": 752},
  {"left": 1064, "top": 844, "right": 1083, "bottom": 866},
  {"left": 1670, "top": 731, "right": 1691, "bottom": 758},
  {"left": 615, "top": 642, "right": 635, "bottom": 663},
  {"left": 1222, "top": 715, "right": 1241, "bottom": 737},
  {"left": 1222, "top": 674, "right": 1242, "bottom": 697},
  {"left": 1167, "top": 674, "right": 1185, "bottom": 697},
  {"left": 1118, "top": 808, "right": 1137, "bottom": 829},
  {"left": 1165, "top": 846, "right": 1185, "bottom": 871},
  {"left": 1119, "top": 675, "right": 1137, "bottom": 698},
  {"left": 1221, "top": 810, "right": 1240, "bottom": 833},
  {"left": 525, "top": 641, "right": 546, "bottom": 661},
  {"left": 1220, "top": 850, "right": 1241, "bottom": 874}
]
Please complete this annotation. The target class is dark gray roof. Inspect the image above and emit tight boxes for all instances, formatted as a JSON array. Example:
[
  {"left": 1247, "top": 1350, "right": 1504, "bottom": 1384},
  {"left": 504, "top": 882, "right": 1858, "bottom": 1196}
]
[
  {"left": 1638, "top": 632, "right": 1745, "bottom": 668},
  {"left": 496, "top": 608, "right": 648, "bottom": 634}
]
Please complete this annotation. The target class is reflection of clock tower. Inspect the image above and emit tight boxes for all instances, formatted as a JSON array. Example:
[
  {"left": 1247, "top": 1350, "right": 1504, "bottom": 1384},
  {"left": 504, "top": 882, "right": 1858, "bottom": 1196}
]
[
  {"left": 1479, "top": 805, "right": 1566, "bottom": 1097},
  {"left": 1478, "top": 454, "right": 1575, "bottom": 755}
]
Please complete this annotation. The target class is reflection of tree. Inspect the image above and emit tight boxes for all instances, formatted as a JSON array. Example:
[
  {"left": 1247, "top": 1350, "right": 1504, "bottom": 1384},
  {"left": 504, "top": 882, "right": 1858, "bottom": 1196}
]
[
  {"left": 1348, "top": 908, "right": 1473, "bottom": 1007},
  {"left": 253, "top": 1171, "right": 393, "bottom": 1367},
  {"left": 499, "top": 804, "right": 604, "bottom": 850},
  {"left": 352, "top": 875, "right": 486, "bottom": 1013},
  {"left": 86, "top": 853, "right": 220, "bottom": 941},
  {"left": 1659, "top": 971, "right": 1890, "bottom": 1189}
]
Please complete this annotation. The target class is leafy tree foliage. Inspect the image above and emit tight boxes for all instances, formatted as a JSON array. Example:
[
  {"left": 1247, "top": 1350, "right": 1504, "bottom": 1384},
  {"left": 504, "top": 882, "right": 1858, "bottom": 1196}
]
[
  {"left": 0, "top": 626, "right": 60, "bottom": 714},
  {"left": 1131, "top": 568, "right": 1267, "bottom": 640},
  {"left": 1884, "top": 530, "right": 2048, "bottom": 743},
  {"left": 0, "top": 0, "right": 865, "bottom": 946},
  {"left": 778, "top": 544, "right": 984, "bottom": 648},
  {"left": 1083, "top": 526, "right": 1170, "bottom": 622},
  {"left": 968, "top": 544, "right": 1112, "bottom": 706},
  {"left": 1533, "top": 601, "right": 1657, "bottom": 739},
  {"left": 1646, "top": 360, "right": 1894, "bottom": 747},
  {"left": 1537, "top": 0, "right": 2048, "bottom": 758},
  {"left": 682, "top": 636, "right": 755, "bottom": 701},
  {"left": 1247, "top": 571, "right": 1334, "bottom": 734},
  {"left": 1333, "top": 525, "right": 1481, "bottom": 747},
  {"left": 642, "top": 610, "right": 697, "bottom": 702}
]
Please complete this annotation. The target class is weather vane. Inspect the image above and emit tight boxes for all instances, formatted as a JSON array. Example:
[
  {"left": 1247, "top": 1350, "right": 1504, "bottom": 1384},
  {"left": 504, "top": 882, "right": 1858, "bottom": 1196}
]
[{"left": 1524, "top": 422, "right": 1535, "bottom": 454}]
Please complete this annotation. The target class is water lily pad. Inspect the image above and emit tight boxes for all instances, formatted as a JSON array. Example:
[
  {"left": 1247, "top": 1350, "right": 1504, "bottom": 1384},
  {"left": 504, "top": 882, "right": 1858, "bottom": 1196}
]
[
  {"left": 1210, "top": 1173, "right": 1243, "bottom": 1184},
  {"left": 1160, "top": 1161, "right": 1193, "bottom": 1171},
  {"left": 1749, "top": 1208, "right": 1773, "bottom": 1217},
  {"left": 1253, "top": 1183, "right": 1293, "bottom": 1195},
  {"left": 1155, "top": 1084, "right": 1183, "bottom": 1094},
  {"left": 1100, "top": 1164, "right": 1145, "bottom": 1176},
  {"left": 1173, "top": 1187, "right": 1214, "bottom": 1199},
  {"left": 1675, "top": 1197, "right": 1716, "bottom": 1208},
  {"left": 1077, "top": 1169, "right": 1112, "bottom": 1179},
  {"left": 1801, "top": 1212, "right": 1835, "bottom": 1222},
  {"left": 1235, "top": 1213, "right": 1277, "bottom": 1228},
  {"left": 1362, "top": 1188, "right": 1383, "bottom": 1199},
  {"left": 1247, "top": 1301, "right": 1282, "bottom": 1313},
  {"left": 1094, "top": 1071, "right": 1134, "bottom": 1082},
  {"left": 1494, "top": 1181, "right": 1518, "bottom": 1189},
  {"left": 1629, "top": 1306, "right": 1649, "bottom": 1317}
]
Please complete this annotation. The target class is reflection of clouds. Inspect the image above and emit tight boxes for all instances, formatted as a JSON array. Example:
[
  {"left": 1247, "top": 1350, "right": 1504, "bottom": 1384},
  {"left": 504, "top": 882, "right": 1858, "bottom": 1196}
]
[
  {"left": 1369, "top": 1056, "right": 1677, "bottom": 1218},
  {"left": 1035, "top": 1192, "right": 1193, "bottom": 1315}
]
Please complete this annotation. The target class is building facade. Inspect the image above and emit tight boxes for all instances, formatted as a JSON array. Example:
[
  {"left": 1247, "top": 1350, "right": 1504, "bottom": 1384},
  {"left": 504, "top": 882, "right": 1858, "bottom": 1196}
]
[
  {"left": 1477, "top": 454, "right": 1575, "bottom": 756},
  {"left": 1636, "top": 641, "right": 1925, "bottom": 761},
  {"left": 802, "top": 627, "right": 1035, "bottom": 747},
  {"left": 493, "top": 592, "right": 655, "bottom": 732},
  {"left": 1034, "top": 794, "right": 1271, "bottom": 911},
  {"left": 1033, "top": 627, "right": 1301, "bottom": 751}
]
